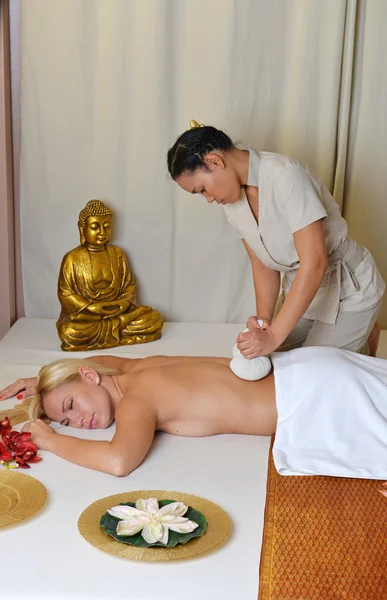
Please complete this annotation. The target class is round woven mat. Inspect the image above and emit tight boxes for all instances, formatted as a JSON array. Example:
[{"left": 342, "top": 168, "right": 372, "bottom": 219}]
[
  {"left": 0, "top": 470, "right": 47, "bottom": 529},
  {"left": 78, "top": 489, "right": 231, "bottom": 562}
]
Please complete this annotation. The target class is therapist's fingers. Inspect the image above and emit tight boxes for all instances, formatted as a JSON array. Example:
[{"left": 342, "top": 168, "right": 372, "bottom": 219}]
[
  {"left": 237, "top": 330, "right": 253, "bottom": 343},
  {"left": 236, "top": 339, "right": 256, "bottom": 354},
  {"left": 257, "top": 318, "right": 271, "bottom": 330},
  {"left": 238, "top": 347, "right": 261, "bottom": 360},
  {"left": 237, "top": 329, "right": 268, "bottom": 357},
  {"left": 246, "top": 316, "right": 261, "bottom": 331}
]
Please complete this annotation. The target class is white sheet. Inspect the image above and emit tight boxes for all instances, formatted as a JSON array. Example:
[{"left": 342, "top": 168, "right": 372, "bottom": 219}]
[
  {"left": 1, "top": 318, "right": 270, "bottom": 600},
  {"left": 273, "top": 346, "right": 387, "bottom": 479}
]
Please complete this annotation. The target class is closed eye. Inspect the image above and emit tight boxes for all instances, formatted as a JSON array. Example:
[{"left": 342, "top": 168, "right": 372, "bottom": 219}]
[
  {"left": 60, "top": 397, "right": 73, "bottom": 426},
  {"left": 64, "top": 399, "right": 73, "bottom": 425}
]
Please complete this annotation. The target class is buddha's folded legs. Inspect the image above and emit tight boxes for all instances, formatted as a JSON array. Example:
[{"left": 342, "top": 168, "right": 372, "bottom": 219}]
[
  {"left": 119, "top": 306, "right": 163, "bottom": 335},
  {"left": 118, "top": 331, "right": 162, "bottom": 345},
  {"left": 57, "top": 306, "right": 163, "bottom": 351},
  {"left": 57, "top": 317, "right": 118, "bottom": 351}
]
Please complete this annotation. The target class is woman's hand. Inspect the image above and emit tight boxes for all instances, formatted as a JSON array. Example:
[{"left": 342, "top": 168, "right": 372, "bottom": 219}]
[
  {"left": 0, "top": 377, "right": 38, "bottom": 401},
  {"left": 246, "top": 316, "right": 271, "bottom": 331},
  {"left": 237, "top": 317, "right": 280, "bottom": 357},
  {"left": 21, "top": 419, "right": 56, "bottom": 450}
]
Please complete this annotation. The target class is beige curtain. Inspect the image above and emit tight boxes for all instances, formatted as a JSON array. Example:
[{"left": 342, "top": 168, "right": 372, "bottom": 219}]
[
  {"left": 343, "top": 0, "right": 387, "bottom": 323},
  {"left": 0, "top": 0, "right": 23, "bottom": 340},
  {"left": 15, "top": 0, "right": 387, "bottom": 325}
]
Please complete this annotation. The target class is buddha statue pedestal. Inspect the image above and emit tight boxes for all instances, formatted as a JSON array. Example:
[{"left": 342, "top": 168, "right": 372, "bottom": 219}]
[{"left": 57, "top": 200, "right": 163, "bottom": 351}]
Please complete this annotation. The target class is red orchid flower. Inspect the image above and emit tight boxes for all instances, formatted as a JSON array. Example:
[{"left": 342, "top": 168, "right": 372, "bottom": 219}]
[
  {"left": 0, "top": 416, "right": 12, "bottom": 444},
  {"left": 13, "top": 439, "right": 42, "bottom": 469},
  {"left": 14, "top": 458, "right": 29, "bottom": 469},
  {"left": 0, "top": 441, "right": 13, "bottom": 463},
  {"left": 14, "top": 455, "right": 42, "bottom": 469},
  {"left": 14, "top": 442, "right": 41, "bottom": 460},
  {"left": 0, "top": 416, "right": 11, "bottom": 431},
  {"left": 0, "top": 418, "right": 42, "bottom": 470},
  {"left": 7, "top": 431, "right": 34, "bottom": 452}
]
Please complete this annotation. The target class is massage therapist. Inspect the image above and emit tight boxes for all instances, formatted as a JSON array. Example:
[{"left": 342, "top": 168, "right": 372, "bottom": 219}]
[{"left": 167, "top": 121, "right": 385, "bottom": 358}]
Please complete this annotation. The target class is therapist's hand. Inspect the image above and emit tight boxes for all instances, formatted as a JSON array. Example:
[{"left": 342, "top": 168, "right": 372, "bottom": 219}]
[
  {"left": 246, "top": 316, "right": 271, "bottom": 331},
  {"left": 21, "top": 419, "right": 57, "bottom": 449},
  {"left": 237, "top": 318, "right": 280, "bottom": 357}
]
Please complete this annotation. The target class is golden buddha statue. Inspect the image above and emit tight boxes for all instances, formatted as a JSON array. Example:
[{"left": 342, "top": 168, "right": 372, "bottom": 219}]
[{"left": 56, "top": 200, "right": 163, "bottom": 351}]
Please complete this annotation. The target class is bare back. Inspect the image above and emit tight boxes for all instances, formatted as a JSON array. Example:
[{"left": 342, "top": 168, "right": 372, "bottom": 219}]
[{"left": 92, "top": 355, "right": 277, "bottom": 437}]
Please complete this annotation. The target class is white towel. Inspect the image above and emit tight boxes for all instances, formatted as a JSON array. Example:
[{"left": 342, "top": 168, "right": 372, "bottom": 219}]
[{"left": 272, "top": 346, "right": 387, "bottom": 479}]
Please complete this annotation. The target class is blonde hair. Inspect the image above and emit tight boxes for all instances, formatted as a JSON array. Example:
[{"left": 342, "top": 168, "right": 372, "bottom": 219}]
[{"left": 0, "top": 358, "right": 118, "bottom": 426}]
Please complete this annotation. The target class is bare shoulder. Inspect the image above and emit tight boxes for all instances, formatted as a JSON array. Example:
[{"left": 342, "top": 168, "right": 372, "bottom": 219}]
[
  {"left": 89, "top": 354, "right": 173, "bottom": 373},
  {"left": 89, "top": 355, "right": 135, "bottom": 373},
  {"left": 115, "top": 383, "right": 157, "bottom": 427},
  {"left": 119, "top": 366, "right": 161, "bottom": 398}
]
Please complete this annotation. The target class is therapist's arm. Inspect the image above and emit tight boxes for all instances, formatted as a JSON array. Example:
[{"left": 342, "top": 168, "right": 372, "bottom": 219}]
[
  {"left": 238, "top": 220, "right": 328, "bottom": 357},
  {"left": 269, "top": 219, "right": 328, "bottom": 344},
  {"left": 243, "top": 240, "right": 280, "bottom": 322}
]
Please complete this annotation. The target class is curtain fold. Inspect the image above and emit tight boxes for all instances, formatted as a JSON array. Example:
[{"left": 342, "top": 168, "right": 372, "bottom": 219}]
[
  {"left": 333, "top": 0, "right": 358, "bottom": 208},
  {"left": 343, "top": 0, "right": 387, "bottom": 328},
  {"left": 0, "top": 0, "right": 23, "bottom": 339}
]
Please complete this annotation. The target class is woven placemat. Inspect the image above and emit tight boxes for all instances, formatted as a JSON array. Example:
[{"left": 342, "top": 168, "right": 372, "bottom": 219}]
[
  {"left": 0, "top": 470, "right": 47, "bottom": 529},
  {"left": 78, "top": 489, "right": 231, "bottom": 562}
]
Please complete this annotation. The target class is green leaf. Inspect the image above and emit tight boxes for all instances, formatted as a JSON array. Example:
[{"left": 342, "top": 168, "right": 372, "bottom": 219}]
[{"left": 99, "top": 500, "right": 207, "bottom": 548}]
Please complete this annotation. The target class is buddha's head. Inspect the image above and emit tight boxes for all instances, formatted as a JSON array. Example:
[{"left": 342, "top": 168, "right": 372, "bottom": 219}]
[{"left": 78, "top": 200, "right": 113, "bottom": 249}]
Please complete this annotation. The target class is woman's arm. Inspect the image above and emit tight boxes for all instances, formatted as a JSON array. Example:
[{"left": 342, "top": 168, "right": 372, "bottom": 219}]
[
  {"left": 22, "top": 398, "right": 156, "bottom": 476},
  {"left": 270, "top": 219, "right": 327, "bottom": 342},
  {"left": 243, "top": 239, "right": 280, "bottom": 321},
  {"left": 238, "top": 220, "right": 328, "bottom": 357}
]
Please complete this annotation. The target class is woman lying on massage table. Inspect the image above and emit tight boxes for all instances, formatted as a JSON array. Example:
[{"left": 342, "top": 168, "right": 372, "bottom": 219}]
[{"left": 1, "top": 346, "right": 387, "bottom": 480}]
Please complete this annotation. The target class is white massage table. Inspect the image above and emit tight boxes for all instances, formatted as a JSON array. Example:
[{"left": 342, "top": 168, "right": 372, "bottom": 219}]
[{"left": 1, "top": 318, "right": 272, "bottom": 600}]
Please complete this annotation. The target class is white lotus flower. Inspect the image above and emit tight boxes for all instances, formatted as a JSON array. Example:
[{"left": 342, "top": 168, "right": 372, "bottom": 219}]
[{"left": 107, "top": 497, "right": 199, "bottom": 545}]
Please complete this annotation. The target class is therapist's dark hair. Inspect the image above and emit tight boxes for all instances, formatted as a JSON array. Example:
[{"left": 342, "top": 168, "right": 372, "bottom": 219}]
[{"left": 167, "top": 126, "right": 234, "bottom": 180}]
